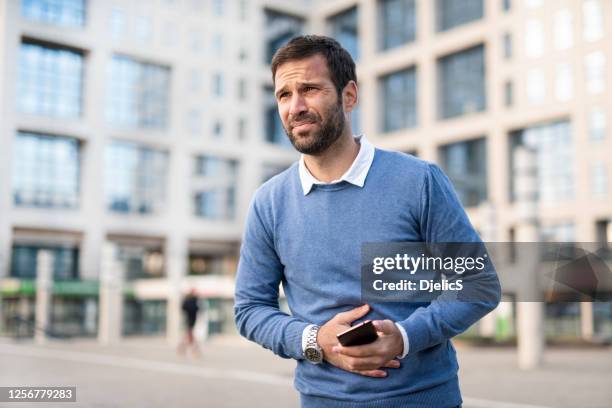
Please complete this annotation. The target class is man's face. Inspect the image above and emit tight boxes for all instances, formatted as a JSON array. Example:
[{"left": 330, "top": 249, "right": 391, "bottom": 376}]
[{"left": 274, "top": 54, "right": 346, "bottom": 155}]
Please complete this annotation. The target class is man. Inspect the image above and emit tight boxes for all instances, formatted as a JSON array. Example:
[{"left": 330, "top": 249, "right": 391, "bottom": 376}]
[
  {"left": 178, "top": 288, "right": 200, "bottom": 357},
  {"left": 234, "top": 35, "right": 500, "bottom": 407}
]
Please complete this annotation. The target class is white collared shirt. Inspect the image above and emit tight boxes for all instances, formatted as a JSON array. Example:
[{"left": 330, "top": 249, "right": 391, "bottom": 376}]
[
  {"left": 298, "top": 135, "right": 410, "bottom": 360},
  {"left": 298, "top": 134, "right": 375, "bottom": 195}
]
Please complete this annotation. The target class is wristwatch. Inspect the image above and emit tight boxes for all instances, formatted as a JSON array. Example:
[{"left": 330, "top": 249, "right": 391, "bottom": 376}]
[{"left": 304, "top": 325, "right": 324, "bottom": 364}]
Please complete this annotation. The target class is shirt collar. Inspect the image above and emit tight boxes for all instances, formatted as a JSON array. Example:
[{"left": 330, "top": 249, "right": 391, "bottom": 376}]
[{"left": 298, "top": 135, "right": 375, "bottom": 195}]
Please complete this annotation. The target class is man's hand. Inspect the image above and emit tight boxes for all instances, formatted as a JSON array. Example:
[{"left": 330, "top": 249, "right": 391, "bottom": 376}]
[
  {"left": 317, "top": 305, "right": 402, "bottom": 378},
  {"left": 332, "top": 319, "right": 404, "bottom": 372}
]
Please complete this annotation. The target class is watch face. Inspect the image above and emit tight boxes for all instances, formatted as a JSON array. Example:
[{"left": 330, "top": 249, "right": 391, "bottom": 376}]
[{"left": 305, "top": 348, "right": 322, "bottom": 362}]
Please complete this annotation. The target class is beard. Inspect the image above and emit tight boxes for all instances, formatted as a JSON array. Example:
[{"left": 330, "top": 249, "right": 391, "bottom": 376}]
[{"left": 283, "top": 99, "right": 346, "bottom": 156}]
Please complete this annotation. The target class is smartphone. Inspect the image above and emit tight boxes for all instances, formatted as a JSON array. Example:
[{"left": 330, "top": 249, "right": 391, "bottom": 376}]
[{"left": 336, "top": 320, "right": 378, "bottom": 347}]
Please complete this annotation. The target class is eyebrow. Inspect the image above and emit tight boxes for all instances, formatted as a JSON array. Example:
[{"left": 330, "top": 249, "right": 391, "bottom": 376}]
[
  {"left": 274, "top": 86, "right": 288, "bottom": 99},
  {"left": 274, "top": 81, "right": 324, "bottom": 99}
]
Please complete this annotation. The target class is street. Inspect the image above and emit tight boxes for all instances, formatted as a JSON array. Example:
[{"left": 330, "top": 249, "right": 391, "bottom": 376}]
[{"left": 0, "top": 336, "right": 610, "bottom": 408}]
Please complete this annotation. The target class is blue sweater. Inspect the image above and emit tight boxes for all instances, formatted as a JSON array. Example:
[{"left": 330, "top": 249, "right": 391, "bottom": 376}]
[{"left": 234, "top": 149, "right": 501, "bottom": 407}]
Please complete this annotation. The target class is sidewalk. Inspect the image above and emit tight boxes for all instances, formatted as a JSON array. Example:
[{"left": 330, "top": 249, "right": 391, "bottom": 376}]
[
  {"left": 454, "top": 342, "right": 612, "bottom": 408},
  {"left": 0, "top": 335, "right": 610, "bottom": 407}
]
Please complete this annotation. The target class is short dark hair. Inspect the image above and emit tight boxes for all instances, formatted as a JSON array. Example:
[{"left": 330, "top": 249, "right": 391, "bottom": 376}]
[{"left": 271, "top": 35, "right": 357, "bottom": 97}]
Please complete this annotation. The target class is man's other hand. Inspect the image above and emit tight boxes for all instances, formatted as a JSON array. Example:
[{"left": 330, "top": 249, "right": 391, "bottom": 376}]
[{"left": 317, "top": 305, "right": 402, "bottom": 378}]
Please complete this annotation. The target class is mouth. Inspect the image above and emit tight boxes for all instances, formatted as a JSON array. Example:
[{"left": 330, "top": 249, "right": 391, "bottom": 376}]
[{"left": 291, "top": 121, "right": 316, "bottom": 133}]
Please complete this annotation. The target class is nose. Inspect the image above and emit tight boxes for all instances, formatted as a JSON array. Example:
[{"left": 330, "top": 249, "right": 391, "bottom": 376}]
[{"left": 288, "top": 93, "right": 308, "bottom": 117}]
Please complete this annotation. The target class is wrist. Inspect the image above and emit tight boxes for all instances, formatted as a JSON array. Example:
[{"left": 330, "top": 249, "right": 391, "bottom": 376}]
[
  {"left": 302, "top": 324, "right": 315, "bottom": 352},
  {"left": 394, "top": 322, "right": 409, "bottom": 358},
  {"left": 303, "top": 325, "right": 324, "bottom": 364},
  {"left": 316, "top": 322, "right": 338, "bottom": 356}
]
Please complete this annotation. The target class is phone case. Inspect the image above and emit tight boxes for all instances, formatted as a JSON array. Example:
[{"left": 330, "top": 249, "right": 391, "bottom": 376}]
[{"left": 336, "top": 320, "right": 378, "bottom": 347}]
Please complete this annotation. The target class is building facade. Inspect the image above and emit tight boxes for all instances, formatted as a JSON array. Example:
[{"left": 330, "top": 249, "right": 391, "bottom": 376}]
[{"left": 0, "top": 0, "right": 610, "bottom": 342}]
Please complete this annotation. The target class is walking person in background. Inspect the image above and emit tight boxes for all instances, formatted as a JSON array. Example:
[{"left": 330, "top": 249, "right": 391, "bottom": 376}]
[{"left": 178, "top": 288, "right": 201, "bottom": 357}]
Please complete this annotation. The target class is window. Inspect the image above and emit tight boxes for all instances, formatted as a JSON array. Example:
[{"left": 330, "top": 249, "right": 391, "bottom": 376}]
[
  {"left": 554, "top": 9, "right": 573, "bottom": 50},
  {"left": 13, "top": 132, "right": 80, "bottom": 208},
  {"left": 439, "top": 137, "right": 488, "bottom": 207},
  {"left": 11, "top": 244, "right": 79, "bottom": 280},
  {"left": 502, "top": 32, "right": 512, "bottom": 59},
  {"left": 115, "top": 243, "right": 165, "bottom": 280},
  {"left": 187, "top": 109, "right": 202, "bottom": 135},
  {"left": 585, "top": 52, "right": 606, "bottom": 95},
  {"left": 329, "top": 7, "right": 359, "bottom": 60},
  {"left": 238, "top": 0, "right": 248, "bottom": 21},
  {"left": 237, "top": 117, "right": 247, "bottom": 140},
  {"left": 123, "top": 299, "right": 166, "bottom": 335},
  {"left": 109, "top": 7, "right": 124, "bottom": 39},
  {"left": 265, "top": 10, "right": 303, "bottom": 63},
  {"left": 105, "top": 142, "right": 168, "bottom": 214},
  {"left": 21, "top": 0, "right": 86, "bottom": 27},
  {"left": 504, "top": 80, "right": 514, "bottom": 107},
  {"left": 555, "top": 63, "right": 573, "bottom": 102},
  {"left": 379, "top": 0, "right": 416, "bottom": 51},
  {"left": 18, "top": 41, "right": 83, "bottom": 118},
  {"left": 583, "top": 0, "right": 604, "bottom": 42},
  {"left": 237, "top": 78, "right": 247, "bottom": 100},
  {"left": 212, "top": 73, "right": 224, "bottom": 97},
  {"left": 524, "top": 19, "right": 544, "bottom": 58},
  {"left": 589, "top": 107, "right": 606, "bottom": 141},
  {"left": 189, "top": 254, "right": 227, "bottom": 275},
  {"left": 50, "top": 297, "right": 97, "bottom": 337},
  {"left": 540, "top": 223, "right": 575, "bottom": 242},
  {"left": 212, "top": 0, "right": 224, "bottom": 17},
  {"left": 502, "top": 0, "right": 511, "bottom": 12},
  {"left": 107, "top": 55, "right": 170, "bottom": 129},
  {"left": 264, "top": 86, "right": 291, "bottom": 146},
  {"left": 438, "top": 45, "right": 486, "bottom": 119},
  {"left": 193, "top": 156, "right": 238, "bottom": 220},
  {"left": 510, "top": 120, "right": 573, "bottom": 204},
  {"left": 526, "top": 68, "right": 545, "bottom": 104},
  {"left": 436, "top": 0, "right": 483, "bottom": 32},
  {"left": 591, "top": 162, "right": 608, "bottom": 197},
  {"left": 212, "top": 33, "right": 224, "bottom": 57},
  {"left": 380, "top": 67, "right": 417, "bottom": 132},
  {"left": 212, "top": 120, "right": 223, "bottom": 138}
]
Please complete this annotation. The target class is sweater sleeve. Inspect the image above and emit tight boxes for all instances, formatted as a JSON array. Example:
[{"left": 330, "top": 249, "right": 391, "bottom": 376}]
[
  {"left": 234, "top": 193, "right": 309, "bottom": 360},
  {"left": 396, "top": 163, "right": 501, "bottom": 355}
]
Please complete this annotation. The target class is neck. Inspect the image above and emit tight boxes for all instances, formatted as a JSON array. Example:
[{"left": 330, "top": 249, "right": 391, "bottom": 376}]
[{"left": 303, "top": 131, "right": 359, "bottom": 183}]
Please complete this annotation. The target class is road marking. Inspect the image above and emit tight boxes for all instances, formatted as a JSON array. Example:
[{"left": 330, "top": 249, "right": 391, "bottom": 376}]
[
  {"left": 0, "top": 343, "right": 292, "bottom": 387},
  {"left": 0, "top": 344, "right": 553, "bottom": 408}
]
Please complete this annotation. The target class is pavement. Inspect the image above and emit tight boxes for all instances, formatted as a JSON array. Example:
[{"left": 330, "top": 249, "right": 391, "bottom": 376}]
[{"left": 0, "top": 335, "right": 610, "bottom": 408}]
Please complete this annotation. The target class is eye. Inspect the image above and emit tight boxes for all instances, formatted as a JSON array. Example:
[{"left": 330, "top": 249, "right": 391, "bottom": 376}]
[
  {"left": 304, "top": 86, "right": 316, "bottom": 92},
  {"left": 278, "top": 92, "right": 289, "bottom": 100}
]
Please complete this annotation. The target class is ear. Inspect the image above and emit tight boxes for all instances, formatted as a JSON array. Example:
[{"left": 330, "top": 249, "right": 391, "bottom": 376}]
[{"left": 342, "top": 80, "right": 358, "bottom": 113}]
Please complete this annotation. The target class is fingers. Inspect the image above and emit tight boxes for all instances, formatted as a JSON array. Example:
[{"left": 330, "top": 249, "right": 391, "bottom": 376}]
[
  {"left": 332, "top": 342, "right": 379, "bottom": 358},
  {"left": 343, "top": 355, "right": 392, "bottom": 371},
  {"left": 354, "top": 369, "right": 388, "bottom": 378},
  {"left": 372, "top": 319, "right": 398, "bottom": 335},
  {"left": 382, "top": 359, "right": 401, "bottom": 369},
  {"left": 350, "top": 359, "right": 400, "bottom": 373},
  {"left": 334, "top": 304, "right": 370, "bottom": 324}
]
